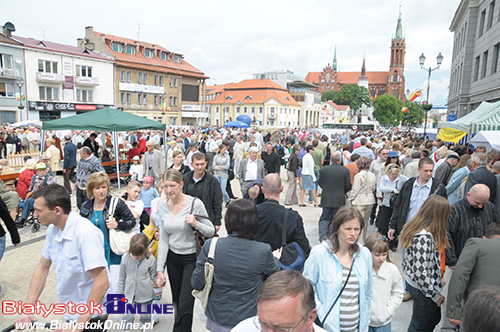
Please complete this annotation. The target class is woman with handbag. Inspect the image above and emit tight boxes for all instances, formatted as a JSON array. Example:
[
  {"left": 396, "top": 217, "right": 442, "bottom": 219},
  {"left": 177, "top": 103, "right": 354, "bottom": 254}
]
[
  {"left": 303, "top": 206, "right": 373, "bottom": 332},
  {"left": 156, "top": 169, "right": 215, "bottom": 332},
  {"left": 191, "top": 199, "right": 280, "bottom": 332},
  {"left": 376, "top": 164, "right": 408, "bottom": 252},
  {"left": 80, "top": 172, "right": 136, "bottom": 293}
]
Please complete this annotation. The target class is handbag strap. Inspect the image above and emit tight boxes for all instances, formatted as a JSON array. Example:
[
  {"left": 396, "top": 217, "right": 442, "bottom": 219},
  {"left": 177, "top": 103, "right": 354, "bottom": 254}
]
[
  {"left": 281, "top": 209, "right": 290, "bottom": 247},
  {"left": 207, "top": 237, "right": 219, "bottom": 264},
  {"left": 107, "top": 196, "right": 118, "bottom": 220},
  {"left": 320, "top": 255, "right": 356, "bottom": 327}
]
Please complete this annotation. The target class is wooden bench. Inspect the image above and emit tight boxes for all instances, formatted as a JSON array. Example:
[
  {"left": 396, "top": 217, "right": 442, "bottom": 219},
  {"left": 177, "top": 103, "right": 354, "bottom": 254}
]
[
  {"left": 101, "top": 159, "right": 131, "bottom": 181},
  {"left": 0, "top": 172, "right": 20, "bottom": 181}
]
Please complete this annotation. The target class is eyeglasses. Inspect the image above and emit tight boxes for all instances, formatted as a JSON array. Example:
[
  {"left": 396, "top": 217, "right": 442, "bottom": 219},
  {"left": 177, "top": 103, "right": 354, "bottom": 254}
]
[{"left": 253, "top": 315, "right": 306, "bottom": 332}]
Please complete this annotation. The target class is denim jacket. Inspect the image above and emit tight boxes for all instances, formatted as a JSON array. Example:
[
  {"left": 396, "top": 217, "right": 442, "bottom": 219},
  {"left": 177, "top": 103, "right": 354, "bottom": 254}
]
[{"left": 303, "top": 241, "right": 373, "bottom": 332}]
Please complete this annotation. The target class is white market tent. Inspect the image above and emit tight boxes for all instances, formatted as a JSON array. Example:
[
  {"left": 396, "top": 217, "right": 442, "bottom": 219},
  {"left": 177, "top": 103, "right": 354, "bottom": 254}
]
[
  {"left": 469, "top": 131, "right": 500, "bottom": 151},
  {"left": 438, "top": 101, "right": 500, "bottom": 134}
]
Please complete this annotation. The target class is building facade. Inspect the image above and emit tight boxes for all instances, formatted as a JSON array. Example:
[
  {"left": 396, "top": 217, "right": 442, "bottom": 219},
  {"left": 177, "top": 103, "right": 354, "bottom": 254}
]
[
  {"left": 253, "top": 70, "right": 304, "bottom": 89},
  {"left": 448, "top": 0, "right": 500, "bottom": 118},
  {"left": 305, "top": 10, "right": 406, "bottom": 101},
  {"left": 80, "top": 27, "right": 208, "bottom": 126},
  {"left": 205, "top": 79, "right": 301, "bottom": 127},
  {"left": 0, "top": 23, "right": 26, "bottom": 123},
  {"left": 14, "top": 36, "right": 114, "bottom": 122},
  {"left": 288, "top": 81, "right": 322, "bottom": 127},
  {"left": 321, "top": 101, "right": 350, "bottom": 125}
]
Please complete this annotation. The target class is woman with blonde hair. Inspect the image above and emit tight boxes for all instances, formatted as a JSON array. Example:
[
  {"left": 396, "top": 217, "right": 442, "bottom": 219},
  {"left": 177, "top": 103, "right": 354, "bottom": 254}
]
[{"left": 399, "top": 194, "right": 450, "bottom": 332}]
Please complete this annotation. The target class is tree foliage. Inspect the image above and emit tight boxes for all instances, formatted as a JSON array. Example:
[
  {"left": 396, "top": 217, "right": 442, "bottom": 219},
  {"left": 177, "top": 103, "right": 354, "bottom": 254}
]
[
  {"left": 321, "top": 84, "right": 372, "bottom": 110},
  {"left": 402, "top": 101, "right": 425, "bottom": 127},
  {"left": 372, "top": 94, "right": 403, "bottom": 126}
]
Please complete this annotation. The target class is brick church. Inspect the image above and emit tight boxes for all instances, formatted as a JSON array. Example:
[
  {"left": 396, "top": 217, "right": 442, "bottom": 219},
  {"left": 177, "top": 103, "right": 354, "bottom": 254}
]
[{"left": 305, "top": 10, "right": 406, "bottom": 101}]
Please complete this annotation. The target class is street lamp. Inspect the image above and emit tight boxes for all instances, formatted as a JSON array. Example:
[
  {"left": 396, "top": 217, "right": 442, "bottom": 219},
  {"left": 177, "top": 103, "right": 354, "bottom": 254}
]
[
  {"left": 16, "top": 78, "right": 25, "bottom": 110},
  {"left": 419, "top": 52, "right": 443, "bottom": 137}
]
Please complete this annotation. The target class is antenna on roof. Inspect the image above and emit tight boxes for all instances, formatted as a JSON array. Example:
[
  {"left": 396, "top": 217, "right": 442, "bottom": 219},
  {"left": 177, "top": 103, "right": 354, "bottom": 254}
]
[{"left": 137, "top": 23, "right": 141, "bottom": 42}]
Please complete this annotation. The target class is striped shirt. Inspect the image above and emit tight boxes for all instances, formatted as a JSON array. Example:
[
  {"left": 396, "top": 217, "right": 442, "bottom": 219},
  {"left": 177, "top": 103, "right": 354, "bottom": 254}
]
[
  {"left": 446, "top": 198, "right": 500, "bottom": 266},
  {"left": 339, "top": 266, "right": 360, "bottom": 332}
]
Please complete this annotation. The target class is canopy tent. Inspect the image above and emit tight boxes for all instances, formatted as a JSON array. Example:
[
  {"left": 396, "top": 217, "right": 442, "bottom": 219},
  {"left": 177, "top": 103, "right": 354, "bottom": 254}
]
[
  {"left": 223, "top": 120, "right": 249, "bottom": 128},
  {"left": 469, "top": 131, "right": 500, "bottom": 152},
  {"left": 42, "top": 107, "right": 167, "bottom": 190},
  {"left": 437, "top": 101, "right": 500, "bottom": 143}
]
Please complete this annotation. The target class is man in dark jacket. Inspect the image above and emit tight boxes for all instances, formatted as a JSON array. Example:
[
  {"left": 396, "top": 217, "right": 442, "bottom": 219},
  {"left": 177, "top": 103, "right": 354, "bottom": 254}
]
[
  {"left": 317, "top": 151, "right": 351, "bottom": 241},
  {"left": 261, "top": 142, "right": 281, "bottom": 175},
  {"left": 183, "top": 152, "right": 223, "bottom": 231},
  {"left": 82, "top": 133, "right": 99, "bottom": 156},
  {"left": 434, "top": 153, "right": 460, "bottom": 186},
  {"left": 464, "top": 153, "right": 497, "bottom": 203},
  {"left": 256, "top": 174, "right": 310, "bottom": 256},
  {"left": 62, "top": 135, "right": 77, "bottom": 194}
]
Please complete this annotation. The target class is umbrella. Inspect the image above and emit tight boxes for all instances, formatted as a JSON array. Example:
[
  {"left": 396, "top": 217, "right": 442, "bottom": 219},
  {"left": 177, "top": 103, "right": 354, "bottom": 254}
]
[
  {"left": 10, "top": 120, "right": 42, "bottom": 128},
  {"left": 223, "top": 120, "right": 249, "bottom": 128},
  {"left": 236, "top": 114, "right": 252, "bottom": 125}
]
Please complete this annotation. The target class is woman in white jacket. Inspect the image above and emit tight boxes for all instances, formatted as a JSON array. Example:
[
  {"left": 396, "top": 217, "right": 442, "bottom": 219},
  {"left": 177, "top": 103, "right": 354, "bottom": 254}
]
[
  {"left": 365, "top": 233, "right": 404, "bottom": 332},
  {"left": 300, "top": 145, "right": 318, "bottom": 207},
  {"left": 349, "top": 157, "right": 376, "bottom": 244}
]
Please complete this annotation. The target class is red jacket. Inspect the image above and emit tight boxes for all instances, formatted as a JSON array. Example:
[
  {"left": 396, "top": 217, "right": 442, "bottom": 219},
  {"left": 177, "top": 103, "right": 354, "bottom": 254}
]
[{"left": 17, "top": 169, "right": 36, "bottom": 199}]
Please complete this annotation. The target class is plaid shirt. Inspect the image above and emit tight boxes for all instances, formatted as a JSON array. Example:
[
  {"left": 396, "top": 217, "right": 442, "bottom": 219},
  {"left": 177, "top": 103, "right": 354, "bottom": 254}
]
[{"left": 28, "top": 174, "right": 57, "bottom": 192}]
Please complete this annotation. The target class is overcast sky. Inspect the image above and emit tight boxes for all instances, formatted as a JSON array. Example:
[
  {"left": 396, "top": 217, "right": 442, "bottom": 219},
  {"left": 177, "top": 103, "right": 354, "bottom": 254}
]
[{"left": 3, "top": 0, "right": 459, "bottom": 106}]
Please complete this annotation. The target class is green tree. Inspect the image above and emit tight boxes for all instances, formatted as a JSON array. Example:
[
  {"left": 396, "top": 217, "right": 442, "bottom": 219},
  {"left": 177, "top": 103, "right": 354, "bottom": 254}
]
[
  {"left": 372, "top": 94, "right": 403, "bottom": 126},
  {"left": 402, "top": 101, "right": 425, "bottom": 127},
  {"left": 321, "top": 90, "right": 336, "bottom": 102},
  {"left": 333, "top": 84, "right": 372, "bottom": 110},
  {"left": 432, "top": 115, "right": 439, "bottom": 128}
]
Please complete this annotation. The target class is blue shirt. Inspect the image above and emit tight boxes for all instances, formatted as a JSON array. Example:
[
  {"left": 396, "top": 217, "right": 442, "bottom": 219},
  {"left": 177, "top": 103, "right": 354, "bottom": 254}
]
[
  {"left": 406, "top": 177, "right": 433, "bottom": 224},
  {"left": 446, "top": 166, "right": 470, "bottom": 205},
  {"left": 140, "top": 187, "right": 159, "bottom": 208}
]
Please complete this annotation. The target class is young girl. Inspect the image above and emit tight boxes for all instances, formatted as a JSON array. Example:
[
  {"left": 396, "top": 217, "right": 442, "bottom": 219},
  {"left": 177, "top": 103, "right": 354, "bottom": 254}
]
[
  {"left": 400, "top": 194, "right": 450, "bottom": 332},
  {"left": 129, "top": 155, "right": 144, "bottom": 182},
  {"left": 117, "top": 233, "right": 158, "bottom": 332},
  {"left": 140, "top": 176, "right": 159, "bottom": 215},
  {"left": 365, "top": 233, "right": 404, "bottom": 332}
]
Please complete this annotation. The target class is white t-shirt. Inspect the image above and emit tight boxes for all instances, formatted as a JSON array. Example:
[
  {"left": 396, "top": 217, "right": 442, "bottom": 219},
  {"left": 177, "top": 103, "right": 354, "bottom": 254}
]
[
  {"left": 126, "top": 199, "right": 144, "bottom": 233},
  {"left": 232, "top": 316, "right": 327, "bottom": 332}
]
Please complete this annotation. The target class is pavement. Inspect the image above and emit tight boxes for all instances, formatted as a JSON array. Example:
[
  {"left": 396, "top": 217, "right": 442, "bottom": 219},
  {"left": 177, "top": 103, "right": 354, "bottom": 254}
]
[{"left": 0, "top": 174, "right": 444, "bottom": 331}]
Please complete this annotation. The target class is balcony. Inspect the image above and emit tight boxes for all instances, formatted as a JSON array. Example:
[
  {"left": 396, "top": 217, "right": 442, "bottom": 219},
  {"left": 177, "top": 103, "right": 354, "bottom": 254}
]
[
  {"left": 75, "top": 76, "right": 100, "bottom": 86},
  {"left": 0, "top": 68, "right": 19, "bottom": 78},
  {"left": 36, "top": 72, "right": 64, "bottom": 83}
]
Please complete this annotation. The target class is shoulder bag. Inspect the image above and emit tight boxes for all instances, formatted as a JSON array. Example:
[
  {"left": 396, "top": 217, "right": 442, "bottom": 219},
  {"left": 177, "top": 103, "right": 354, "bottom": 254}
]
[
  {"left": 314, "top": 256, "right": 356, "bottom": 328},
  {"left": 189, "top": 197, "right": 216, "bottom": 257},
  {"left": 192, "top": 237, "right": 219, "bottom": 309},
  {"left": 108, "top": 196, "right": 136, "bottom": 256}
]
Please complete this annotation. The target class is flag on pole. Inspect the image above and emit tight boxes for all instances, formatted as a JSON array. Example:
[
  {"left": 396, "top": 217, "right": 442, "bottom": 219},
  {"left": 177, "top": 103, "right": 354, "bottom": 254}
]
[
  {"left": 408, "top": 89, "right": 422, "bottom": 102},
  {"left": 401, "top": 107, "right": 408, "bottom": 113}
]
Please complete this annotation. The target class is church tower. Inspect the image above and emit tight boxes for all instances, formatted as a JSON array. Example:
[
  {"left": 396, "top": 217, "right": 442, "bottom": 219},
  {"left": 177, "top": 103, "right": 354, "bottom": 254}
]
[
  {"left": 388, "top": 7, "right": 406, "bottom": 100},
  {"left": 358, "top": 55, "right": 369, "bottom": 90}
]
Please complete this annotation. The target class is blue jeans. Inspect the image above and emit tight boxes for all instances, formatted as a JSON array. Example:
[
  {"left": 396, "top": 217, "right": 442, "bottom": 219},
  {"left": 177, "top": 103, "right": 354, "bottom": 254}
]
[
  {"left": 369, "top": 323, "right": 391, "bottom": 332},
  {"left": 318, "top": 207, "right": 339, "bottom": 241},
  {"left": 20, "top": 198, "right": 35, "bottom": 220},
  {"left": 407, "top": 284, "right": 441, "bottom": 332},
  {"left": 217, "top": 176, "right": 230, "bottom": 203}
]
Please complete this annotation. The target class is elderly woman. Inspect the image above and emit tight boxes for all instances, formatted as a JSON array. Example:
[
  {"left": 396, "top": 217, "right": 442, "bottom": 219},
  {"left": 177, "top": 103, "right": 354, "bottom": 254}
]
[
  {"left": 80, "top": 172, "right": 135, "bottom": 292},
  {"left": 156, "top": 169, "right": 215, "bottom": 332},
  {"left": 303, "top": 206, "right": 373, "bottom": 332},
  {"left": 376, "top": 163, "right": 408, "bottom": 252},
  {"left": 348, "top": 156, "right": 376, "bottom": 244},
  {"left": 191, "top": 199, "right": 280, "bottom": 331}
]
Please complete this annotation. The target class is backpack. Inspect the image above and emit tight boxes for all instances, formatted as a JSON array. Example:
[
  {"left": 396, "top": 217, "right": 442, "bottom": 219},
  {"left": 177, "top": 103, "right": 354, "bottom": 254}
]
[
  {"left": 279, "top": 209, "right": 306, "bottom": 271},
  {"left": 139, "top": 210, "right": 150, "bottom": 232},
  {"left": 324, "top": 143, "right": 331, "bottom": 162}
]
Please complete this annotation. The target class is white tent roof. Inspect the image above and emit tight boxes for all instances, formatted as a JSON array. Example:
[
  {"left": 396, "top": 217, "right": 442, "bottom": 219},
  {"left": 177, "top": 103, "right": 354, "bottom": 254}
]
[
  {"left": 469, "top": 131, "right": 500, "bottom": 152},
  {"left": 438, "top": 101, "right": 500, "bottom": 134}
]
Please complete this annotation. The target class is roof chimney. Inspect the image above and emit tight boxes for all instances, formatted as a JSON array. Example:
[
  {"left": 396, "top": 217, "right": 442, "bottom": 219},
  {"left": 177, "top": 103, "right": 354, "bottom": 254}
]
[
  {"left": 77, "top": 38, "right": 83, "bottom": 47},
  {"left": 2, "top": 22, "right": 16, "bottom": 37}
]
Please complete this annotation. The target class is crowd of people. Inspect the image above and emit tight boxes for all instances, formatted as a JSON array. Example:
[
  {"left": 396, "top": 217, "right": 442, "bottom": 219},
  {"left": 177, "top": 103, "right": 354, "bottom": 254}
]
[{"left": 0, "top": 125, "right": 499, "bottom": 332}]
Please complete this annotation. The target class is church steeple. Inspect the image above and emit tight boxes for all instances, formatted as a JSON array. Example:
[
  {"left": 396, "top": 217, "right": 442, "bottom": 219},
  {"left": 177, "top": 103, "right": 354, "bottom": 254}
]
[
  {"left": 333, "top": 45, "right": 337, "bottom": 71},
  {"left": 360, "top": 55, "right": 367, "bottom": 78},
  {"left": 395, "top": 6, "right": 403, "bottom": 39}
]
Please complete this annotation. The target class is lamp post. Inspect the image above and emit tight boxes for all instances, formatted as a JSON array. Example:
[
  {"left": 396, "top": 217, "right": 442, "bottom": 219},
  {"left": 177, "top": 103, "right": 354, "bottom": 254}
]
[
  {"left": 419, "top": 52, "right": 443, "bottom": 137},
  {"left": 16, "top": 78, "right": 25, "bottom": 110}
]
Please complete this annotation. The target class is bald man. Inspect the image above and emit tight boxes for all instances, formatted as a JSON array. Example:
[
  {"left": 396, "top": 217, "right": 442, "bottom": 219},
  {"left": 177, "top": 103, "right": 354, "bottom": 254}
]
[{"left": 255, "top": 174, "right": 311, "bottom": 256}]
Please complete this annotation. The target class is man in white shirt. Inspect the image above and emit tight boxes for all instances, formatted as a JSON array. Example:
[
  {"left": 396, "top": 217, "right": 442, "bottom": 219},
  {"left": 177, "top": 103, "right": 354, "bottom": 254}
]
[
  {"left": 232, "top": 270, "right": 325, "bottom": 332},
  {"left": 15, "top": 184, "right": 109, "bottom": 331},
  {"left": 206, "top": 136, "right": 219, "bottom": 174},
  {"left": 238, "top": 147, "right": 265, "bottom": 197}
]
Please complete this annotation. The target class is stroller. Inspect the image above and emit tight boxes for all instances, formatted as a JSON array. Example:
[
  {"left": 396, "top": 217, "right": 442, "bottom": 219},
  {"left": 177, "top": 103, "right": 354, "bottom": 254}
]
[{"left": 15, "top": 198, "right": 41, "bottom": 233}]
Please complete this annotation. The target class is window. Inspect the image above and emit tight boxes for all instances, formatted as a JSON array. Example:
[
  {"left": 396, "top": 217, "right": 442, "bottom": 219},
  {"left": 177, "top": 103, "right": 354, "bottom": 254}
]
[
  {"left": 120, "top": 71, "right": 125, "bottom": 82},
  {"left": 76, "top": 89, "right": 93, "bottom": 102},
  {"left": 169, "top": 96, "right": 173, "bottom": 105},
  {"left": 145, "top": 49, "right": 153, "bottom": 58},
  {"left": 154, "top": 95, "right": 158, "bottom": 105},
  {"left": 174, "top": 78, "right": 178, "bottom": 87},
  {"left": 160, "top": 52, "right": 168, "bottom": 61},
  {"left": 488, "top": 1, "right": 495, "bottom": 29},
  {"left": 174, "top": 55, "right": 182, "bottom": 63},
  {"left": 39, "top": 86, "right": 59, "bottom": 100},
  {"left": 474, "top": 56, "right": 480, "bottom": 81},
  {"left": 173, "top": 97, "right": 177, "bottom": 106},
  {"left": 138, "top": 94, "right": 142, "bottom": 104},
  {"left": 479, "top": 9, "right": 486, "bottom": 36},
  {"left": 159, "top": 76, "right": 164, "bottom": 86},
  {"left": 0, "top": 82, "right": 14, "bottom": 97},
  {"left": 126, "top": 71, "right": 131, "bottom": 82},
  {"left": 126, "top": 93, "right": 131, "bottom": 104},
  {"left": 259, "top": 107, "right": 263, "bottom": 114},
  {"left": 143, "top": 94, "right": 147, "bottom": 105},
  {"left": 0, "top": 53, "right": 13, "bottom": 69},
  {"left": 38, "top": 60, "right": 58, "bottom": 73},
  {"left": 143, "top": 73, "right": 147, "bottom": 84},
  {"left": 154, "top": 75, "right": 158, "bottom": 86},
  {"left": 112, "top": 43, "right": 122, "bottom": 52},
  {"left": 493, "top": 43, "right": 500, "bottom": 74},
  {"left": 236, "top": 106, "right": 240, "bottom": 114},
  {"left": 126, "top": 45, "right": 135, "bottom": 55},
  {"left": 482, "top": 51, "right": 489, "bottom": 78},
  {"left": 76, "top": 65, "right": 92, "bottom": 77},
  {"left": 138, "top": 73, "right": 142, "bottom": 84},
  {"left": 251, "top": 107, "right": 255, "bottom": 114},
  {"left": 120, "top": 93, "right": 125, "bottom": 104}
]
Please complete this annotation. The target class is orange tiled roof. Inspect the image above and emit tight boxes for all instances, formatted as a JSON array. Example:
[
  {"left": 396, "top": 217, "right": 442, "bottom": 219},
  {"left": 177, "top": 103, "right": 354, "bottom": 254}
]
[
  {"left": 206, "top": 79, "right": 300, "bottom": 107},
  {"left": 305, "top": 72, "right": 321, "bottom": 84},
  {"left": 91, "top": 28, "right": 207, "bottom": 79},
  {"left": 325, "top": 101, "right": 349, "bottom": 110},
  {"left": 322, "top": 109, "right": 333, "bottom": 116}
]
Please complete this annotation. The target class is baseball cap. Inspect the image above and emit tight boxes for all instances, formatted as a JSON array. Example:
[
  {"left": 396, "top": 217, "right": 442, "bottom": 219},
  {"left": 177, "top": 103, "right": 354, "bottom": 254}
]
[{"left": 35, "top": 163, "right": 47, "bottom": 170}]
